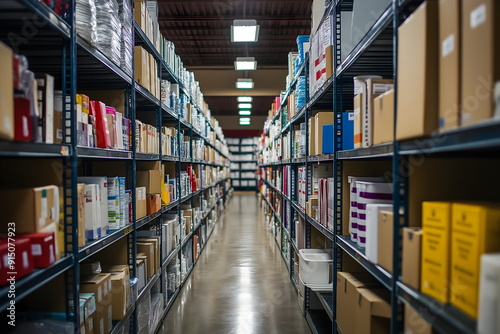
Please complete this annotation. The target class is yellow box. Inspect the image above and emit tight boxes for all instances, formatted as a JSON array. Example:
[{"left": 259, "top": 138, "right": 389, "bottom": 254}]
[
  {"left": 421, "top": 202, "right": 452, "bottom": 303},
  {"left": 451, "top": 202, "right": 500, "bottom": 319}
]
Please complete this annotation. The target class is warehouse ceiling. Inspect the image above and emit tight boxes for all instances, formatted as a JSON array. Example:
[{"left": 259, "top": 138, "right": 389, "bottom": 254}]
[{"left": 158, "top": 0, "right": 313, "bottom": 119}]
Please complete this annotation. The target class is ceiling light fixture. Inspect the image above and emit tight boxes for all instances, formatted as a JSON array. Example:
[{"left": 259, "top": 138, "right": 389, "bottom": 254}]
[
  {"left": 239, "top": 110, "right": 252, "bottom": 116},
  {"left": 231, "top": 19, "right": 260, "bottom": 42},
  {"left": 238, "top": 103, "right": 252, "bottom": 109},
  {"left": 235, "top": 57, "right": 257, "bottom": 70},
  {"left": 240, "top": 117, "right": 251, "bottom": 122},
  {"left": 236, "top": 78, "right": 254, "bottom": 89},
  {"left": 237, "top": 96, "right": 253, "bottom": 103}
]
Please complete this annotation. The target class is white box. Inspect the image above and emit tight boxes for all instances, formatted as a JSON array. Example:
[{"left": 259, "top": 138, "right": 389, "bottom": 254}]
[
  {"left": 298, "top": 249, "right": 332, "bottom": 285},
  {"left": 355, "top": 181, "right": 393, "bottom": 248},
  {"left": 348, "top": 176, "right": 385, "bottom": 242},
  {"left": 84, "top": 184, "right": 101, "bottom": 240},
  {"left": 478, "top": 253, "right": 500, "bottom": 334},
  {"left": 79, "top": 177, "right": 108, "bottom": 235},
  {"left": 365, "top": 204, "right": 393, "bottom": 264}
]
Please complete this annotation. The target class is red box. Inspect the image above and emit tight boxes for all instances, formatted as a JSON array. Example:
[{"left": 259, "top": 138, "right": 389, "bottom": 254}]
[
  {"left": 14, "top": 97, "right": 33, "bottom": 142},
  {"left": 146, "top": 194, "right": 161, "bottom": 215},
  {"left": 19, "top": 232, "right": 56, "bottom": 268},
  {"left": 0, "top": 237, "right": 34, "bottom": 285},
  {"left": 90, "top": 100, "right": 111, "bottom": 148}
]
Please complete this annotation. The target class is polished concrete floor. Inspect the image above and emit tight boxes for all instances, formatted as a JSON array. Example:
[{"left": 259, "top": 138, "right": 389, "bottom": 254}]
[{"left": 158, "top": 192, "right": 312, "bottom": 334}]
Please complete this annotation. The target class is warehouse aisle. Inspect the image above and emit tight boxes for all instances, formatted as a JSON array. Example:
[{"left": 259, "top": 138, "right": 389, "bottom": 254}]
[{"left": 158, "top": 192, "right": 312, "bottom": 334}]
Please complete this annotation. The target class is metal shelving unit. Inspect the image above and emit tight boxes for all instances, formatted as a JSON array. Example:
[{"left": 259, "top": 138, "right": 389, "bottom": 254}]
[
  {"left": 0, "top": 1, "right": 233, "bottom": 332},
  {"left": 257, "top": 0, "right": 497, "bottom": 333},
  {"left": 228, "top": 137, "right": 258, "bottom": 191}
]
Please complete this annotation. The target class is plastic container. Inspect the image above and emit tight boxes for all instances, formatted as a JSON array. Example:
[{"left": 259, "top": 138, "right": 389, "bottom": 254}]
[
  {"left": 355, "top": 181, "right": 393, "bottom": 247},
  {"left": 298, "top": 249, "right": 332, "bottom": 284},
  {"left": 348, "top": 176, "right": 385, "bottom": 242}
]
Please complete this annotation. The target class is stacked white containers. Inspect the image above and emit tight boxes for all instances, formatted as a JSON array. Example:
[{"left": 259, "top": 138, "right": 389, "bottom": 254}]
[
  {"left": 365, "top": 203, "right": 393, "bottom": 263},
  {"left": 355, "top": 181, "right": 393, "bottom": 248},
  {"left": 347, "top": 176, "right": 385, "bottom": 242}
]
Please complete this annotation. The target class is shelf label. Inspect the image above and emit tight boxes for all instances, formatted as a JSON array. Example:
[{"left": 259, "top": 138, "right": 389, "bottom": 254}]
[{"left": 124, "top": 225, "right": 133, "bottom": 235}]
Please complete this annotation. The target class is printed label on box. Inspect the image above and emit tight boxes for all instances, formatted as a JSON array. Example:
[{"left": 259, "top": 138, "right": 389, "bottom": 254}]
[
  {"left": 442, "top": 34, "right": 455, "bottom": 58},
  {"left": 470, "top": 4, "right": 486, "bottom": 29},
  {"left": 32, "top": 244, "right": 42, "bottom": 256}
]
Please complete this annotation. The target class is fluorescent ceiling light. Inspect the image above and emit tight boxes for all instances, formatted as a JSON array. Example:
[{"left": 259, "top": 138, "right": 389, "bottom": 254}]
[
  {"left": 237, "top": 96, "right": 253, "bottom": 102},
  {"left": 235, "top": 57, "right": 257, "bottom": 70},
  {"left": 239, "top": 110, "right": 252, "bottom": 116},
  {"left": 240, "top": 117, "right": 251, "bottom": 122},
  {"left": 238, "top": 103, "right": 252, "bottom": 109},
  {"left": 236, "top": 78, "right": 254, "bottom": 89},
  {"left": 231, "top": 19, "right": 260, "bottom": 42}
]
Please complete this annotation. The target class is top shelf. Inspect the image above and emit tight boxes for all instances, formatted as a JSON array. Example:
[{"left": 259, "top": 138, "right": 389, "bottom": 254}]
[
  {"left": 336, "top": 4, "right": 393, "bottom": 78},
  {"left": 0, "top": 0, "right": 71, "bottom": 39}
]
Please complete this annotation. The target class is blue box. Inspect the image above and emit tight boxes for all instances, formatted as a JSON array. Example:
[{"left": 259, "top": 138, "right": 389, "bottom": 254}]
[
  {"left": 342, "top": 112, "right": 354, "bottom": 151},
  {"left": 322, "top": 124, "right": 334, "bottom": 154}
]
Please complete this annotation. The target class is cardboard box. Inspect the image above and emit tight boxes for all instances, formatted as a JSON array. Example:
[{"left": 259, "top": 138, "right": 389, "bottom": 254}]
[
  {"left": 461, "top": 0, "right": 500, "bottom": 127},
  {"left": 355, "top": 288, "right": 391, "bottom": 334},
  {"left": 80, "top": 273, "right": 113, "bottom": 334},
  {"left": 137, "top": 237, "right": 160, "bottom": 271},
  {"left": 102, "top": 265, "right": 130, "bottom": 319},
  {"left": 421, "top": 202, "right": 452, "bottom": 303},
  {"left": 439, "top": 0, "right": 461, "bottom": 131},
  {"left": 364, "top": 79, "right": 393, "bottom": 147},
  {"left": 0, "top": 186, "right": 59, "bottom": 233},
  {"left": 477, "top": 253, "right": 500, "bottom": 334},
  {"left": 137, "top": 242, "right": 156, "bottom": 278},
  {"left": 451, "top": 202, "right": 500, "bottom": 319},
  {"left": 136, "top": 187, "right": 147, "bottom": 219},
  {"left": 336, "top": 272, "right": 380, "bottom": 334},
  {"left": 397, "top": 1, "right": 439, "bottom": 140},
  {"left": 377, "top": 210, "right": 393, "bottom": 272},
  {"left": 137, "top": 170, "right": 162, "bottom": 194},
  {"left": 373, "top": 90, "right": 394, "bottom": 145},
  {"left": 146, "top": 194, "right": 161, "bottom": 215},
  {"left": 109, "top": 270, "right": 128, "bottom": 320},
  {"left": 405, "top": 303, "right": 434, "bottom": 334},
  {"left": 84, "top": 314, "right": 94, "bottom": 334},
  {"left": 402, "top": 227, "right": 423, "bottom": 290},
  {"left": 136, "top": 257, "right": 146, "bottom": 291},
  {"left": 0, "top": 41, "right": 14, "bottom": 140},
  {"left": 19, "top": 232, "right": 56, "bottom": 268},
  {"left": 315, "top": 112, "right": 334, "bottom": 155},
  {"left": 354, "top": 94, "right": 363, "bottom": 148},
  {"left": 325, "top": 45, "right": 334, "bottom": 79},
  {"left": 134, "top": 0, "right": 147, "bottom": 32},
  {"left": 308, "top": 116, "right": 316, "bottom": 155},
  {"left": 134, "top": 46, "right": 150, "bottom": 90}
]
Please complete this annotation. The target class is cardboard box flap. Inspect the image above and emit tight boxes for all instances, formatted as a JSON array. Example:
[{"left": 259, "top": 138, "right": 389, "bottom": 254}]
[{"left": 358, "top": 288, "right": 392, "bottom": 318}]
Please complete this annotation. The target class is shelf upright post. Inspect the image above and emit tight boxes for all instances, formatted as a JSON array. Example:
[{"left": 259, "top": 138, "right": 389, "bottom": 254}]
[
  {"left": 61, "top": 0, "right": 80, "bottom": 329},
  {"left": 126, "top": 83, "right": 137, "bottom": 278},
  {"left": 391, "top": 0, "right": 408, "bottom": 332},
  {"left": 332, "top": 2, "right": 344, "bottom": 331}
]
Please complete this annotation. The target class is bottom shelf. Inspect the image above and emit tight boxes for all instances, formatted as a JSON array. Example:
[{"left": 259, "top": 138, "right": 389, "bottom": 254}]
[
  {"left": 316, "top": 292, "right": 333, "bottom": 322},
  {"left": 109, "top": 304, "right": 135, "bottom": 334},
  {"left": 306, "top": 309, "right": 333, "bottom": 334}
]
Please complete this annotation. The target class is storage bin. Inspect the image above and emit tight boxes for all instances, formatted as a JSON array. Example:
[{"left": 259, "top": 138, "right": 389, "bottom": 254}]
[
  {"left": 348, "top": 176, "right": 385, "bottom": 242},
  {"left": 356, "top": 181, "right": 393, "bottom": 248},
  {"left": 298, "top": 249, "right": 333, "bottom": 284}
]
